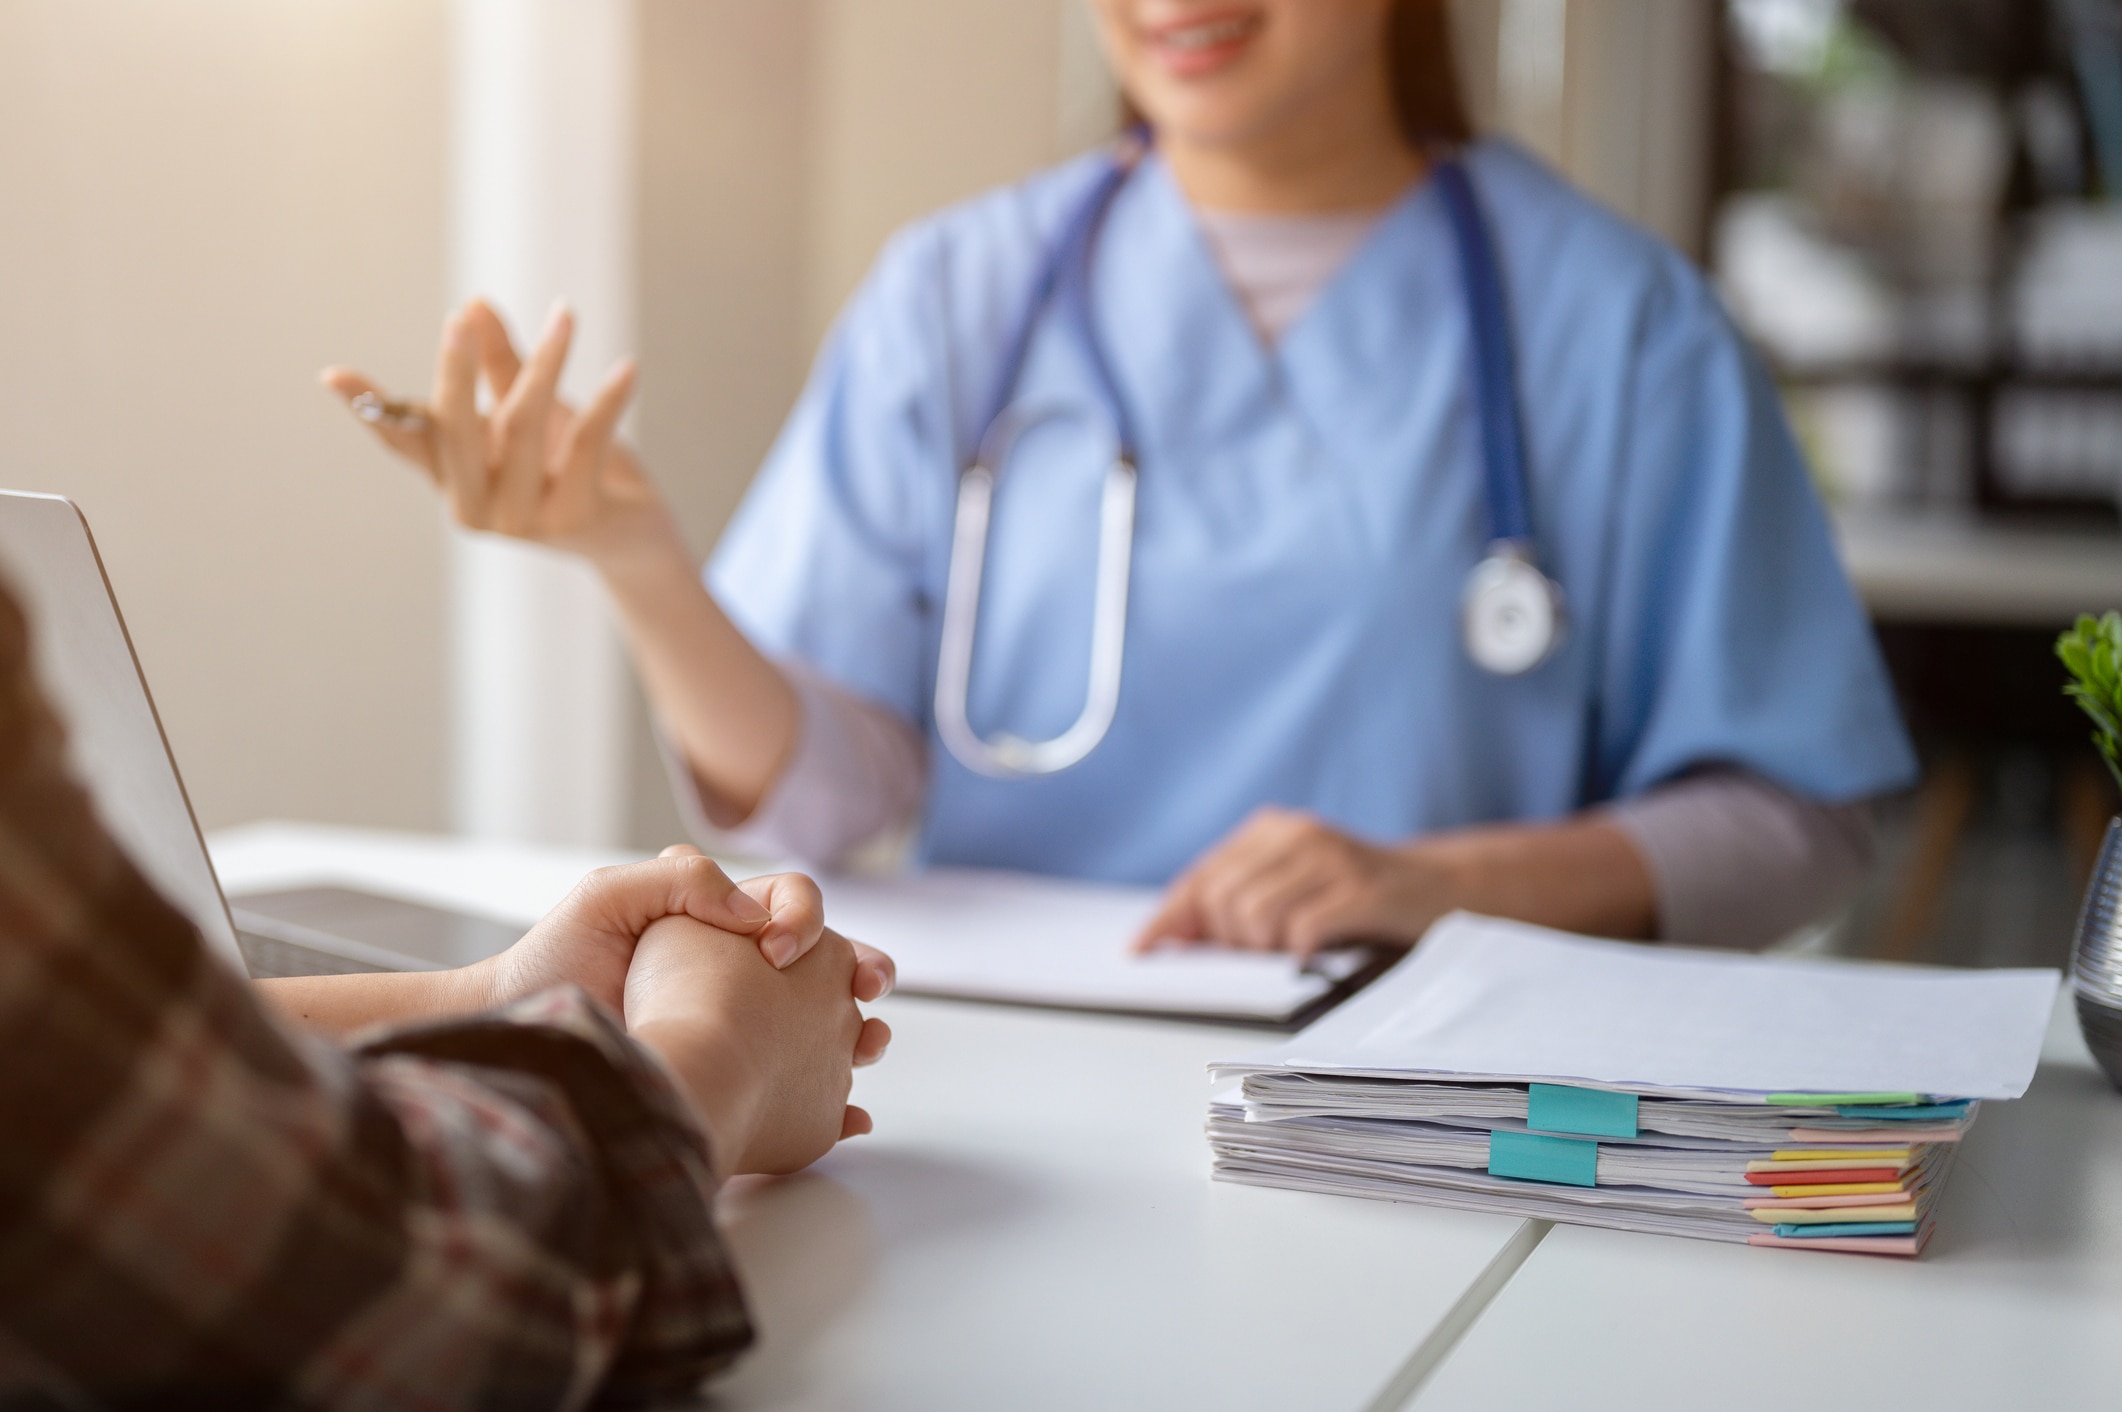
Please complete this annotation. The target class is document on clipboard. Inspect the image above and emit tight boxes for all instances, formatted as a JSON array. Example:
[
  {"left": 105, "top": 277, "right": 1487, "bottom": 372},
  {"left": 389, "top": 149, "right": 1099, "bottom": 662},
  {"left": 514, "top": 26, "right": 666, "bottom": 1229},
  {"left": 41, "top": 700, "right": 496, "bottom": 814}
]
[{"left": 808, "top": 866, "right": 1380, "bottom": 1027}]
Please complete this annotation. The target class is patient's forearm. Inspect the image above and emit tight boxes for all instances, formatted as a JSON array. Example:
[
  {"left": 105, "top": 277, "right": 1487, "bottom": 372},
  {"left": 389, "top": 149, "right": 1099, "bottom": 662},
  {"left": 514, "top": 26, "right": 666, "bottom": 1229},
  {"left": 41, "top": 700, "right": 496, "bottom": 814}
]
[
  {"left": 598, "top": 530, "right": 801, "bottom": 820},
  {"left": 257, "top": 967, "right": 494, "bottom": 1038}
]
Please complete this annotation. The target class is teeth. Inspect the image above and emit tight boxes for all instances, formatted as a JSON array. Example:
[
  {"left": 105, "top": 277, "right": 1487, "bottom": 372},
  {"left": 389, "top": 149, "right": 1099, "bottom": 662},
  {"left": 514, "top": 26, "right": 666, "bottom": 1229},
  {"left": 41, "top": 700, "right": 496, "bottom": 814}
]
[{"left": 1163, "top": 16, "right": 1255, "bottom": 50}]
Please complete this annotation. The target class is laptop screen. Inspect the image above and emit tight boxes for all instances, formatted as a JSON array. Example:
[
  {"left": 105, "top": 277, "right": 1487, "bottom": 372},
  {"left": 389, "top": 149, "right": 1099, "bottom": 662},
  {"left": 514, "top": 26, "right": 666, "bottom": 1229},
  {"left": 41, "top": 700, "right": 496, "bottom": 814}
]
[{"left": 0, "top": 491, "right": 246, "bottom": 969}]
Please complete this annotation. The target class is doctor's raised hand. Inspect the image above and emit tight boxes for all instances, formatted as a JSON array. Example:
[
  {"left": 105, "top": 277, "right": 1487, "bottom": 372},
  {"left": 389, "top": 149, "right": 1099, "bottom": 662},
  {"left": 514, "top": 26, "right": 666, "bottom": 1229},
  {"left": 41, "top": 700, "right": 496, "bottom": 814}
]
[
  {"left": 322, "top": 299, "right": 668, "bottom": 563},
  {"left": 322, "top": 298, "right": 810, "bottom": 823}
]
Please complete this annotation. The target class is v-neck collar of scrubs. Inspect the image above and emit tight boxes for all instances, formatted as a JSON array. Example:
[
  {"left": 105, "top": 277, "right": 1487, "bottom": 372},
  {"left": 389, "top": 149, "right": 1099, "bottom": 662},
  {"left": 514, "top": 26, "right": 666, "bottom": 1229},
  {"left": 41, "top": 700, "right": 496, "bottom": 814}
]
[
  {"left": 1191, "top": 205, "right": 1393, "bottom": 342},
  {"left": 1275, "top": 159, "right": 1466, "bottom": 464},
  {"left": 1093, "top": 154, "right": 1279, "bottom": 461},
  {"left": 1100, "top": 148, "right": 1470, "bottom": 473}
]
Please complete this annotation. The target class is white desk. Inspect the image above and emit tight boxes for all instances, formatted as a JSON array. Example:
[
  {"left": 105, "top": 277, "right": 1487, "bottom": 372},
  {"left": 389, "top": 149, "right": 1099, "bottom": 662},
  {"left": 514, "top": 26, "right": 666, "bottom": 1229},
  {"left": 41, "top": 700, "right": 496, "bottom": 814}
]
[
  {"left": 718, "top": 998, "right": 1531, "bottom": 1411},
  {"left": 1411, "top": 995, "right": 2122, "bottom": 1410},
  {"left": 210, "top": 823, "right": 1531, "bottom": 1412}
]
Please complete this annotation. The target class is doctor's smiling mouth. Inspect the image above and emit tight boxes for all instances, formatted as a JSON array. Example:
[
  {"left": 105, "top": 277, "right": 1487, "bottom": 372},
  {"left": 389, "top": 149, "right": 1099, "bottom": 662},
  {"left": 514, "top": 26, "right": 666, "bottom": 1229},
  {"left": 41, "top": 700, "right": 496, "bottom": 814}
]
[
  {"left": 1103, "top": 0, "right": 1388, "bottom": 147},
  {"left": 1135, "top": 4, "right": 1268, "bottom": 79}
]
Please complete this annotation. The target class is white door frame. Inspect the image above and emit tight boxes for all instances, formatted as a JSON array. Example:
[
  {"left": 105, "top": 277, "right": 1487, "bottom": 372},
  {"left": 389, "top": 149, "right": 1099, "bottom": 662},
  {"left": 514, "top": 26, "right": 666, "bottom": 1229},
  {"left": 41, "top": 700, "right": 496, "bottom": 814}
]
[{"left": 446, "top": 0, "right": 636, "bottom": 846}]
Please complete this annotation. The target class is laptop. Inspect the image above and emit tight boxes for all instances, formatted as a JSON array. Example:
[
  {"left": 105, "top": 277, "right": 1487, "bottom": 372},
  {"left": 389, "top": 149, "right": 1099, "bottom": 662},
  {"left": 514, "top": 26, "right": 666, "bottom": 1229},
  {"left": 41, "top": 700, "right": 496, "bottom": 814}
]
[{"left": 0, "top": 490, "right": 520, "bottom": 978}]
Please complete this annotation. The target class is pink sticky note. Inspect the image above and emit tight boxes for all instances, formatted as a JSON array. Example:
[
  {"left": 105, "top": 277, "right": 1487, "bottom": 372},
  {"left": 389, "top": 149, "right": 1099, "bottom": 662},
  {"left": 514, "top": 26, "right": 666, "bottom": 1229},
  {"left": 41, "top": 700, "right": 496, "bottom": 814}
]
[{"left": 1749, "top": 1232, "right": 1923, "bottom": 1257}]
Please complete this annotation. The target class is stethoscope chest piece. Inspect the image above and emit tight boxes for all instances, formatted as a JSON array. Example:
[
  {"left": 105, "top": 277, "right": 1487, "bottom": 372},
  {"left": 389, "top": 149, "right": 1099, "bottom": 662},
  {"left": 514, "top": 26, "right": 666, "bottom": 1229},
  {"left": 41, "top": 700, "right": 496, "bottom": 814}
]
[{"left": 1462, "top": 541, "right": 1565, "bottom": 676}]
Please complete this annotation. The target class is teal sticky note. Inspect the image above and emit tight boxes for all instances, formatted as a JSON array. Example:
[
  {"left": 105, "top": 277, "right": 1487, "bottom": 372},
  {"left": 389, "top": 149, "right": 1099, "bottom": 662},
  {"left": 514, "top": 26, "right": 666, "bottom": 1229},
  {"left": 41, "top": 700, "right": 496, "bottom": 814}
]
[
  {"left": 1488, "top": 1130, "right": 1599, "bottom": 1187},
  {"left": 1527, "top": 1083, "right": 1639, "bottom": 1138},
  {"left": 1770, "top": 1221, "right": 1918, "bottom": 1239},
  {"left": 1833, "top": 1101, "right": 1970, "bottom": 1122}
]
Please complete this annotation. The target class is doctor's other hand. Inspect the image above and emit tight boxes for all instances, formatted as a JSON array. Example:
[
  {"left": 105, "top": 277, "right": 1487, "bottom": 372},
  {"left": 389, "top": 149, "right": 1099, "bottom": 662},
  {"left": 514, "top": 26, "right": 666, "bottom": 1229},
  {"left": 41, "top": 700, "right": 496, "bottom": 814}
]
[
  {"left": 625, "top": 912, "right": 894, "bottom": 1180},
  {"left": 321, "top": 298, "right": 683, "bottom": 571},
  {"left": 1133, "top": 808, "right": 1459, "bottom": 961}
]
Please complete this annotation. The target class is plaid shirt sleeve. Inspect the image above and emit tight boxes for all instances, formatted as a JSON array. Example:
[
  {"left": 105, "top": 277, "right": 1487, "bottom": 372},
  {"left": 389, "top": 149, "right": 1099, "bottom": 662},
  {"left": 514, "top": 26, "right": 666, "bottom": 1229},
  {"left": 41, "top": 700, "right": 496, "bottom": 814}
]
[{"left": 0, "top": 583, "right": 751, "bottom": 1408}]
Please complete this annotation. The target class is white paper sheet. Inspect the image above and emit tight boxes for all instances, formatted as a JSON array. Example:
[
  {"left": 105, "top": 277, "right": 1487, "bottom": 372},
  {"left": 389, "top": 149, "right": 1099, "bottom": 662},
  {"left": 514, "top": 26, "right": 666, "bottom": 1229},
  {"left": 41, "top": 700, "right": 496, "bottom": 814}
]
[
  {"left": 812, "top": 867, "right": 1359, "bottom": 1021},
  {"left": 1214, "top": 912, "right": 2060, "bottom": 1099}
]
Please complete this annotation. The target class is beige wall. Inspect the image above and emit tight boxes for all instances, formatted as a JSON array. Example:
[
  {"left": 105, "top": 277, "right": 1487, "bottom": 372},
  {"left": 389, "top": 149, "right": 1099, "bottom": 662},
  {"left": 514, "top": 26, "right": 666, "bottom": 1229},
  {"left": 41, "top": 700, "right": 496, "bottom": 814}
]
[
  {"left": 0, "top": 0, "right": 1084, "bottom": 850},
  {"left": 1460, "top": 0, "right": 1716, "bottom": 258},
  {"left": 627, "top": 0, "right": 1086, "bottom": 847},
  {"left": 630, "top": 0, "right": 820, "bottom": 847},
  {"left": 636, "top": 0, "right": 1090, "bottom": 560},
  {"left": 0, "top": 0, "right": 451, "bottom": 834},
  {"left": 803, "top": 0, "right": 1079, "bottom": 343},
  {"left": 1559, "top": 0, "right": 1716, "bottom": 258}
]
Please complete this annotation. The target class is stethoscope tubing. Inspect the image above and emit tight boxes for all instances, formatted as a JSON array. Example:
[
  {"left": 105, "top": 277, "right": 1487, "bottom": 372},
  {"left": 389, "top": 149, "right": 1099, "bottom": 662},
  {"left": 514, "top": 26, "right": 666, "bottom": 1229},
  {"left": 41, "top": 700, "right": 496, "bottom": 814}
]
[
  {"left": 1433, "top": 160, "right": 1535, "bottom": 549},
  {"left": 934, "top": 141, "right": 1564, "bottom": 780},
  {"left": 934, "top": 145, "right": 1145, "bottom": 781},
  {"left": 985, "top": 137, "right": 1146, "bottom": 459},
  {"left": 934, "top": 436, "right": 1139, "bottom": 778}
]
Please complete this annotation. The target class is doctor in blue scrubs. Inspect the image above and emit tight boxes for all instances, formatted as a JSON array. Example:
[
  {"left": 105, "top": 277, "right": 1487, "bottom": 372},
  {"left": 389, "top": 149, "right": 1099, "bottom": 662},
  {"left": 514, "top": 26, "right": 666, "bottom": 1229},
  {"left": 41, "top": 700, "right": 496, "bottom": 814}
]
[{"left": 328, "top": 0, "right": 1914, "bottom": 956}]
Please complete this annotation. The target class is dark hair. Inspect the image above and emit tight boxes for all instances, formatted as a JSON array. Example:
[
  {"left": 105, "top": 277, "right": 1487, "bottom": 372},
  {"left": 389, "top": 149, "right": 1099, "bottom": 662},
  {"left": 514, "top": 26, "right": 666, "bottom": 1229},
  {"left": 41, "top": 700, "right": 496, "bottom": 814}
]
[
  {"left": 1387, "top": 0, "right": 1472, "bottom": 146},
  {"left": 1120, "top": 0, "right": 1472, "bottom": 149}
]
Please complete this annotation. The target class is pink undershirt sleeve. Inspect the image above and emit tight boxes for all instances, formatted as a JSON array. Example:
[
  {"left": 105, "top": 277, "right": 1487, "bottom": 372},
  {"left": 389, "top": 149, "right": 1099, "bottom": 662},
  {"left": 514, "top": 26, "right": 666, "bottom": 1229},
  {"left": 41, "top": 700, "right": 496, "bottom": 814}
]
[
  {"left": 1605, "top": 769, "right": 1877, "bottom": 950},
  {"left": 663, "top": 659, "right": 927, "bottom": 867}
]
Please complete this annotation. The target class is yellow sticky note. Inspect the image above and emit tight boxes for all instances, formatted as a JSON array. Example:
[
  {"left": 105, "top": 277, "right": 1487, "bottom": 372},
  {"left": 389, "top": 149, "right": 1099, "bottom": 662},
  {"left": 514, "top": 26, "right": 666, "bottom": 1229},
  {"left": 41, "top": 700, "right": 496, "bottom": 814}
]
[
  {"left": 1747, "top": 1157, "right": 1913, "bottom": 1173},
  {"left": 1749, "top": 1202, "right": 1917, "bottom": 1225}
]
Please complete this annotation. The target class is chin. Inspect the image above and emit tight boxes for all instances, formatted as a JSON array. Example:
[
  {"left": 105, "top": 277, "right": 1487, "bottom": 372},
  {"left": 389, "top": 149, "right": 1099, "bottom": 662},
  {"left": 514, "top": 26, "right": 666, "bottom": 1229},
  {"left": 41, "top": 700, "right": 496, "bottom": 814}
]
[{"left": 1133, "top": 78, "right": 1292, "bottom": 149}]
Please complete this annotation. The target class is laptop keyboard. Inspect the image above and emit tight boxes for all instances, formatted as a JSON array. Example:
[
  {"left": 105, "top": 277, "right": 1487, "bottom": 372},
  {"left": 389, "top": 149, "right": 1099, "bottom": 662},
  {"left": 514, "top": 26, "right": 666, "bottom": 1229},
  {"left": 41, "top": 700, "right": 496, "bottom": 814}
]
[{"left": 236, "top": 930, "right": 389, "bottom": 979}]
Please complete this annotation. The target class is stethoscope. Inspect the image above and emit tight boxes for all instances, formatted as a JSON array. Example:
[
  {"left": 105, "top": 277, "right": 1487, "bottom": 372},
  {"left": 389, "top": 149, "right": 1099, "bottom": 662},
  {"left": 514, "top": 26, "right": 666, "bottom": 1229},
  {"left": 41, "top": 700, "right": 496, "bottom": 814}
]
[{"left": 934, "top": 140, "right": 1566, "bottom": 780}]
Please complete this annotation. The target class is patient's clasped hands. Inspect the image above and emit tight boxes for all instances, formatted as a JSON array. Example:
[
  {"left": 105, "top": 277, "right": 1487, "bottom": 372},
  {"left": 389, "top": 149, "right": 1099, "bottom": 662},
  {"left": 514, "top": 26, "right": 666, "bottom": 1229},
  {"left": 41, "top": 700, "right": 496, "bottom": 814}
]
[
  {"left": 623, "top": 867, "right": 891, "bottom": 1179},
  {"left": 312, "top": 846, "right": 896, "bottom": 1183},
  {"left": 525, "top": 847, "right": 892, "bottom": 1181},
  {"left": 618, "top": 847, "right": 894, "bottom": 1179},
  {"left": 605, "top": 846, "right": 891, "bottom": 1181}
]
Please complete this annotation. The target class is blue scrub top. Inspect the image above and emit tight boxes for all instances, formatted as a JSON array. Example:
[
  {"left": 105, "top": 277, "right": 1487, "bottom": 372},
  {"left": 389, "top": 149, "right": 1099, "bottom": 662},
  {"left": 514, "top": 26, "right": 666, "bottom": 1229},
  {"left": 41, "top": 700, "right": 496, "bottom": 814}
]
[{"left": 709, "top": 139, "right": 1916, "bottom": 885}]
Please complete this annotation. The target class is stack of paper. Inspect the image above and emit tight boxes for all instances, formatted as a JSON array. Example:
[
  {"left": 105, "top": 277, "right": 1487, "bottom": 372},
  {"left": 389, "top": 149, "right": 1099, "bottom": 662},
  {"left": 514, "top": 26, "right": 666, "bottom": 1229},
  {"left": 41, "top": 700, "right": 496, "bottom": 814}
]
[{"left": 1208, "top": 914, "right": 2061, "bottom": 1257}]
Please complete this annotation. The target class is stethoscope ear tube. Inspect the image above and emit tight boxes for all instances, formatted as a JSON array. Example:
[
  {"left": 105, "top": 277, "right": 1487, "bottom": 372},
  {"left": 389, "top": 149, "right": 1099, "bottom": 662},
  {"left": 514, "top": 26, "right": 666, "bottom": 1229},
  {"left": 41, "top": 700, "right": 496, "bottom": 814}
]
[{"left": 934, "top": 456, "right": 1138, "bottom": 777}]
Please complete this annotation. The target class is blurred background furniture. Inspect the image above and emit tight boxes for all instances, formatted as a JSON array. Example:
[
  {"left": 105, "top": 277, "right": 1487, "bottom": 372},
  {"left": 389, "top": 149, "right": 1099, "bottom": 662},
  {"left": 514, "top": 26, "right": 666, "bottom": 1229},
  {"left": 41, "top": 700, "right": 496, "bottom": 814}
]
[{"left": 1709, "top": 0, "right": 2122, "bottom": 966}]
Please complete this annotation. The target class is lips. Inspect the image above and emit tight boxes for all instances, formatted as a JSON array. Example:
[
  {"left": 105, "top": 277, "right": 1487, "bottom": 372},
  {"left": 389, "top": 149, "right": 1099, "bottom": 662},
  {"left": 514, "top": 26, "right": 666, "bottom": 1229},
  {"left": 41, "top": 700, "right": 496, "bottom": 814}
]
[{"left": 1140, "top": 7, "right": 1264, "bottom": 78}]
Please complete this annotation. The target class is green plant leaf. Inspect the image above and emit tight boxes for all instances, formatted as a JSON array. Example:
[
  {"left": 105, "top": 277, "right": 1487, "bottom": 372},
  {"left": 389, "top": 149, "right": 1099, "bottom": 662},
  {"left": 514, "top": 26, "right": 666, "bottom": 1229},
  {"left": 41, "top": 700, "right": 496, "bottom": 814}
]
[{"left": 2060, "top": 614, "right": 2122, "bottom": 795}]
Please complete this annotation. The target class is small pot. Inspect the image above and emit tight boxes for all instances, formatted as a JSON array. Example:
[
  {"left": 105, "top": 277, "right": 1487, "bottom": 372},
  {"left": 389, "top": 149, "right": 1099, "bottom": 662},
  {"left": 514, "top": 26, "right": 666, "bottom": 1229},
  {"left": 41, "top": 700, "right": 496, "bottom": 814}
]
[{"left": 2072, "top": 818, "right": 2122, "bottom": 1092}]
